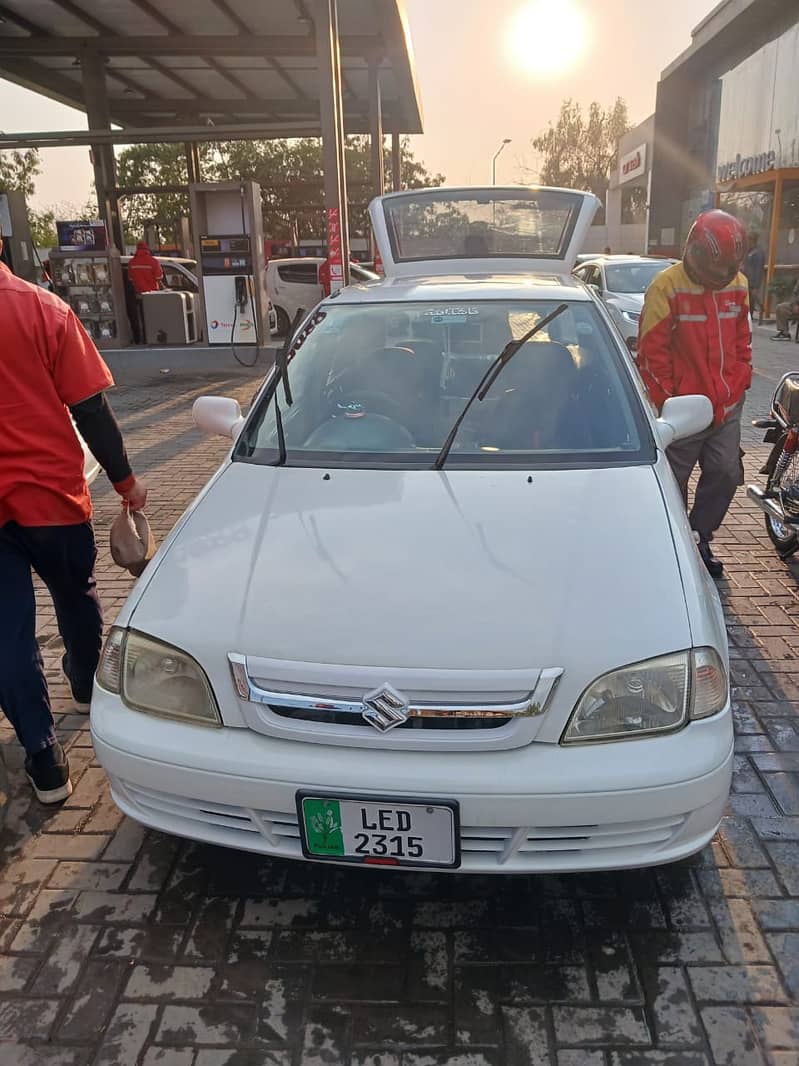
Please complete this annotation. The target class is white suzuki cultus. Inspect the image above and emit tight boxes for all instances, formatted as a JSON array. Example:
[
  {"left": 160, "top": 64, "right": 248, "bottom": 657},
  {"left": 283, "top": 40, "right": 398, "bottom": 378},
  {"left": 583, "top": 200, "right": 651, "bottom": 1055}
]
[{"left": 92, "top": 187, "right": 733, "bottom": 873}]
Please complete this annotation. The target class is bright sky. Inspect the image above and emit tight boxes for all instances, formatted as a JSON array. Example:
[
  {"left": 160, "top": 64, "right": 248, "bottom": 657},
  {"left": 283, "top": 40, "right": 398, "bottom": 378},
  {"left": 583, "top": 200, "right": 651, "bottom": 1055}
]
[{"left": 0, "top": 0, "right": 719, "bottom": 211}]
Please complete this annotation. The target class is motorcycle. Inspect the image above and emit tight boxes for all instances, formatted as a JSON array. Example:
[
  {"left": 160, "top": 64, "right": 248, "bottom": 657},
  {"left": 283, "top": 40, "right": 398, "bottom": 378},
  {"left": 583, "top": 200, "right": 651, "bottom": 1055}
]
[{"left": 747, "top": 372, "right": 799, "bottom": 560}]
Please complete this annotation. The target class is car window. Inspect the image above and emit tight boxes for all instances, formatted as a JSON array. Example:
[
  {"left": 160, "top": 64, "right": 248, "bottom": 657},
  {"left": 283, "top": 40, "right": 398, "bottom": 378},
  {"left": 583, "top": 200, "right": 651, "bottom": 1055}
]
[
  {"left": 162, "top": 266, "right": 191, "bottom": 291},
  {"left": 235, "top": 300, "right": 653, "bottom": 469},
  {"left": 605, "top": 261, "right": 671, "bottom": 294},
  {"left": 277, "top": 263, "right": 320, "bottom": 284},
  {"left": 381, "top": 188, "right": 584, "bottom": 263}
]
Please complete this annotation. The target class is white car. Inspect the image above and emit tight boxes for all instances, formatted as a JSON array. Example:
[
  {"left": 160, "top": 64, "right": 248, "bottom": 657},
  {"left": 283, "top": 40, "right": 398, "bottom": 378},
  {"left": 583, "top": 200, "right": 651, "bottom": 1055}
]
[
  {"left": 573, "top": 256, "right": 676, "bottom": 352},
  {"left": 266, "top": 257, "right": 379, "bottom": 335},
  {"left": 91, "top": 186, "right": 732, "bottom": 875}
]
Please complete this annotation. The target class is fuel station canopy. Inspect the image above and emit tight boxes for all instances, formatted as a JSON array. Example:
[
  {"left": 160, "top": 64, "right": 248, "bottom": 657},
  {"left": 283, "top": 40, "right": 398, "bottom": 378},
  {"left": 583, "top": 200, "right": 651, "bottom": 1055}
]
[{"left": 0, "top": 0, "right": 422, "bottom": 139}]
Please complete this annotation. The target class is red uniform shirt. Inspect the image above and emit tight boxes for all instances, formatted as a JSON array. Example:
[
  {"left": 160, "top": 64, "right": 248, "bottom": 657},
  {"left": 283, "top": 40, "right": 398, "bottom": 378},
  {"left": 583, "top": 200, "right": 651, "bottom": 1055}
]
[
  {"left": 128, "top": 246, "right": 163, "bottom": 294},
  {"left": 638, "top": 261, "right": 752, "bottom": 426},
  {"left": 0, "top": 261, "right": 114, "bottom": 527}
]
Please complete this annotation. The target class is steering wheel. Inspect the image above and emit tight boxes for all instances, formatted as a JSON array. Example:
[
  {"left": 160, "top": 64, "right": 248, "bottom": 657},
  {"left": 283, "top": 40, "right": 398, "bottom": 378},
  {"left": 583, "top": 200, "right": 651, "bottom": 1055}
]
[{"left": 341, "top": 390, "right": 409, "bottom": 425}]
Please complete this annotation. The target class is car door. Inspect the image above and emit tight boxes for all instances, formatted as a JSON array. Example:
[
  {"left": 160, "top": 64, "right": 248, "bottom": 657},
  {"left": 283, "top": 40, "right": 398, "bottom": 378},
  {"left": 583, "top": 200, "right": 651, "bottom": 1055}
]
[{"left": 275, "top": 263, "right": 322, "bottom": 320}]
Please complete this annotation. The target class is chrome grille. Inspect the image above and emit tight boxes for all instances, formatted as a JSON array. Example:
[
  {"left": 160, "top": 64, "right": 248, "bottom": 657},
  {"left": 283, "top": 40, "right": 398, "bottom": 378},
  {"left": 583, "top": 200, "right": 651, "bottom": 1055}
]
[
  {"left": 228, "top": 653, "right": 562, "bottom": 730},
  {"left": 267, "top": 704, "right": 511, "bottom": 730}
]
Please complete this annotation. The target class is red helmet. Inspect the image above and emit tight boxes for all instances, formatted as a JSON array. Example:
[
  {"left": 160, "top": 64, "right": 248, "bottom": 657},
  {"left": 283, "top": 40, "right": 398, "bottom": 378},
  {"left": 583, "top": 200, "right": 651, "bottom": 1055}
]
[{"left": 684, "top": 209, "right": 747, "bottom": 289}]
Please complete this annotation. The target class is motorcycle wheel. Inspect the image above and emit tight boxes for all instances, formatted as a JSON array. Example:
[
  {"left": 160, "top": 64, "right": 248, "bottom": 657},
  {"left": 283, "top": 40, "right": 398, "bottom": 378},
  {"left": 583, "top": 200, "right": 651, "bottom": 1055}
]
[{"left": 764, "top": 479, "right": 799, "bottom": 558}]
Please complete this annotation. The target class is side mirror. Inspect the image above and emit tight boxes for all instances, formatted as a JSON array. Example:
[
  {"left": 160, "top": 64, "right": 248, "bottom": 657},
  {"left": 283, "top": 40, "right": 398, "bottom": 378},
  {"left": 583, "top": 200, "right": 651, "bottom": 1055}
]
[
  {"left": 656, "top": 395, "right": 713, "bottom": 448},
  {"left": 193, "top": 396, "right": 245, "bottom": 440}
]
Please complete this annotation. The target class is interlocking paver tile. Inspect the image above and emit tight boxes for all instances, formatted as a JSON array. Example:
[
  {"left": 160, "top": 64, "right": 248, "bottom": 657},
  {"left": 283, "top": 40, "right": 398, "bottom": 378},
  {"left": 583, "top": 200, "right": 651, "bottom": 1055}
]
[{"left": 0, "top": 343, "right": 799, "bottom": 1062}]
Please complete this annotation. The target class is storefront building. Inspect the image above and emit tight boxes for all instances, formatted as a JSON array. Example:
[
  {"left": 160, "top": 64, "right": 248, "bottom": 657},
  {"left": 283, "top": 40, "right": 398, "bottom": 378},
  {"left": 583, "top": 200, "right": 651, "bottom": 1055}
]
[
  {"left": 648, "top": 0, "right": 799, "bottom": 308},
  {"left": 604, "top": 115, "right": 654, "bottom": 256},
  {"left": 714, "top": 20, "right": 799, "bottom": 305}
]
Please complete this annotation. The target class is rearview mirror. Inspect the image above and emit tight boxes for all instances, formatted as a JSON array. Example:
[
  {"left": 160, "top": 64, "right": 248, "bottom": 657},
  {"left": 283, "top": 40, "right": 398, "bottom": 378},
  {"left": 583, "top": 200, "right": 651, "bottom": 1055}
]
[
  {"left": 193, "top": 396, "right": 245, "bottom": 439},
  {"left": 656, "top": 395, "right": 713, "bottom": 448}
]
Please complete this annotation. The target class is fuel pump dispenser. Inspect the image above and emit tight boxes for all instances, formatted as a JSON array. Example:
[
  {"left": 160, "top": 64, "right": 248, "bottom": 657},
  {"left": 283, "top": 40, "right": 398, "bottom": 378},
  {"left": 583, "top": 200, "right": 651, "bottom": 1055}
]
[
  {"left": 0, "top": 189, "right": 38, "bottom": 283},
  {"left": 199, "top": 234, "right": 257, "bottom": 344},
  {"left": 189, "top": 181, "right": 268, "bottom": 348}
]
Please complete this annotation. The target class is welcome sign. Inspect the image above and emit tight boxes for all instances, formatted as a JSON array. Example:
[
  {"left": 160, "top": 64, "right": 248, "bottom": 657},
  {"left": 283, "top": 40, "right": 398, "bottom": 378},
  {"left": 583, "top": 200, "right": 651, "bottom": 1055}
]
[{"left": 717, "top": 150, "right": 776, "bottom": 182}]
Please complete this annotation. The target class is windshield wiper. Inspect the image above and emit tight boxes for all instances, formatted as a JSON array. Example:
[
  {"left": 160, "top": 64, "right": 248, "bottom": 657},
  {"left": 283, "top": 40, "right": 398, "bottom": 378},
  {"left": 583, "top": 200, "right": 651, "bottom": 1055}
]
[
  {"left": 269, "top": 340, "right": 292, "bottom": 465},
  {"left": 433, "top": 302, "right": 569, "bottom": 470},
  {"left": 269, "top": 309, "right": 325, "bottom": 465}
]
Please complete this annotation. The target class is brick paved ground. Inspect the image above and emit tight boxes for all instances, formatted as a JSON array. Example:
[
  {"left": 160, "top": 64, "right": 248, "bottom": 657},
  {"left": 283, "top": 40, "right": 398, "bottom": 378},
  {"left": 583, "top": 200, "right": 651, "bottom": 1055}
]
[{"left": 2, "top": 334, "right": 799, "bottom": 1065}]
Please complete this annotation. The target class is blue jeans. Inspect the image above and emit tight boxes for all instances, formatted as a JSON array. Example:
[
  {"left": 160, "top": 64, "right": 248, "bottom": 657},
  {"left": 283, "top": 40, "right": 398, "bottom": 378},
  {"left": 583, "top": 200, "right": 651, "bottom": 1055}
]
[{"left": 0, "top": 521, "right": 102, "bottom": 755}]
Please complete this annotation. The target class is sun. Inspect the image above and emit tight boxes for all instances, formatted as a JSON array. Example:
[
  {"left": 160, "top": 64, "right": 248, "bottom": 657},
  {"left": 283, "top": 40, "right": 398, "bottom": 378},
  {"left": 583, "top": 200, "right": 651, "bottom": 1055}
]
[{"left": 506, "top": 0, "right": 590, "bottom": 78}]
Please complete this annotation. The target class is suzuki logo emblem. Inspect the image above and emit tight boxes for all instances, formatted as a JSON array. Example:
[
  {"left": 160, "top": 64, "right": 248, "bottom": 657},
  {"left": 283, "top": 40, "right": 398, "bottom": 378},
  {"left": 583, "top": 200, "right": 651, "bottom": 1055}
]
[{"left": 361, "top": 684, "right": 409, "bottom": 732}]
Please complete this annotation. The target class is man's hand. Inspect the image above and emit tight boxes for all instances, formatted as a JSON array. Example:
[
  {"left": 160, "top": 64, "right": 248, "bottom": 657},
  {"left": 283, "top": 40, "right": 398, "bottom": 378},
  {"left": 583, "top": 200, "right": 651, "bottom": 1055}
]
[{"left": 123, "top": 477, "right": 148, "bottom": 512}]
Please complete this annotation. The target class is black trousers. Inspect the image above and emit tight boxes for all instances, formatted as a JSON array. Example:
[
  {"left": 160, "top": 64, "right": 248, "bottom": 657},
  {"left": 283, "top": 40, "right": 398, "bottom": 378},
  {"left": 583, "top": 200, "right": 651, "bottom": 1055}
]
[
  {"left": 0, "top": 521, "right": 102, "bottom": 755},
  {"left": 666, "top": 404, "right": 745, "bottom": 542}
]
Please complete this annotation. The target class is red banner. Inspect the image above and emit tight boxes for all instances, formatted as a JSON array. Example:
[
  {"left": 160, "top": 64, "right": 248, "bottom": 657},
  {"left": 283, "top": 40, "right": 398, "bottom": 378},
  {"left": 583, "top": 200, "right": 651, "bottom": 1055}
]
[{"left": 327, "top": 206, "right": 343, "bottom": 291}]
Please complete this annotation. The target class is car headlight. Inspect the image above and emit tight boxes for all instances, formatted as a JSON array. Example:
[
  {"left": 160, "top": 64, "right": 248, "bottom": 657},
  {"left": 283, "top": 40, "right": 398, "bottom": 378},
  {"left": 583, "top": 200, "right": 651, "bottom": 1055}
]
[
  {"left": 97, "top": 627, "right": 221, "bottom": 727},
  {"left": 561, "top": 648, "right": 727, "bottom": 744},
  {"left": 620, "top": 309, "right": 641, "bottom": 323}
]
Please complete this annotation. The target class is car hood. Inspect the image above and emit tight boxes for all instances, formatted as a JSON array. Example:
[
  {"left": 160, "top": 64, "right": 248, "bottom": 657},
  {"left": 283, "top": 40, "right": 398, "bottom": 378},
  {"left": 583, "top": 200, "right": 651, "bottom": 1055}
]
[{"left": 130, "top": 462, "right": 690, "bottom": 679}]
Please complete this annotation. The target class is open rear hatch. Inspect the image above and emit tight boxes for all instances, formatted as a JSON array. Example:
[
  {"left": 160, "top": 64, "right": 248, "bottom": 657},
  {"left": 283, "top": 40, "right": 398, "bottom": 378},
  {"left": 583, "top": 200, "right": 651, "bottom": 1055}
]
[{"left": 369, "top": 185, "right": 600, "bottom": 278}]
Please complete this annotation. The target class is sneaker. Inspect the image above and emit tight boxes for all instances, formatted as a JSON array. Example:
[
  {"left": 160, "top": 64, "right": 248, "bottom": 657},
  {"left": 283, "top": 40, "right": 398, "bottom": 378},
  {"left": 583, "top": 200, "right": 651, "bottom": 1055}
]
[
  {"left": 772, "top": 331, "right": 791, "bottom": 340},
  {"left": 62, "top": 653, "right": 91, "bottom": 713},
  {"left": 698, "top": 538, "right": 724, "bottom": 578},
  {"left": 25, "top": 743, "right": 72, "bottom": 804}
]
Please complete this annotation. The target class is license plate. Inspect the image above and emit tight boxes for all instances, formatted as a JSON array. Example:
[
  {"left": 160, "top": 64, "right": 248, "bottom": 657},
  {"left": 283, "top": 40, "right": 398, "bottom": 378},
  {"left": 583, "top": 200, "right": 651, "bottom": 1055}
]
[{"left": 297, "top": 792, "right": 460, "bottom": 868}]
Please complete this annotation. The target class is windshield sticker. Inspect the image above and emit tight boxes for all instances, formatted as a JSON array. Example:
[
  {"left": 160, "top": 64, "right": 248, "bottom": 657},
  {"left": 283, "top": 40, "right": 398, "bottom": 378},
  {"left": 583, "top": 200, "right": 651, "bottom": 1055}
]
[{"left": 424, "top": 307, "right": 480, "bottom": 325}]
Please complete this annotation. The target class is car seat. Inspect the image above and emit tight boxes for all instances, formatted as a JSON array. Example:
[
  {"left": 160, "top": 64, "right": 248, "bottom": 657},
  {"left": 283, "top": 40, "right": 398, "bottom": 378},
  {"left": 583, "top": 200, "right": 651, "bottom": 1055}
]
[{"left": 490, "top": 341, "right": 583, "bottom": 451}]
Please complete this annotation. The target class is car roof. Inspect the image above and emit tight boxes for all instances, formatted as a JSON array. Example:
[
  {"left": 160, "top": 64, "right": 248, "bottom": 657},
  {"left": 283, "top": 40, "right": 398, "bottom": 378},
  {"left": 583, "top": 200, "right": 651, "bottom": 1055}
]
[
  {"left": 121, "top": 255, "right": 196, "bottom": 267},
  {"left": 578, "top": 255, "right": 675, "bottom": 267},
  {"left": 326, "top": 272, "right": 591, "bottom": 305},
  {"left": 269, "top": 257, "right": 322, "bottom": 267}
]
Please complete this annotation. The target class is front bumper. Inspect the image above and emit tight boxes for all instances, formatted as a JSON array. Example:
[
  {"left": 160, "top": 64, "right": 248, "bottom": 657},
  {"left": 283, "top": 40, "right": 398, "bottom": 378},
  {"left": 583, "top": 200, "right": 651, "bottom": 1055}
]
[{"left": 91, "top": 687, "right": 734, "bottom": 874}]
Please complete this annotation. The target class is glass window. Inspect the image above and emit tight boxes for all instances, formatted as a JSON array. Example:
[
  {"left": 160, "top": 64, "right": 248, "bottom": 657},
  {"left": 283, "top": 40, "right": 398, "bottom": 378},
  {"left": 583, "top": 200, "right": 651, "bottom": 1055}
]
[
  {"left": 162, "top": 266, "right": 191, "bottom": 291},
  {"left": 605, "top": 261, "right": 673, "bottom": 294},
  {"left": 775, "top": 181, "right": 799, "bottom": 267},
  {"left": 278, "top": 263, "right": 319, "bottom": 284},
  {"left": 235, "top": 300, "right": 652, "bottom": 469},
  {"left": 621, "top": 186, "right": 647, "bottom": 225},
  {"left": 718, "top": 188, "right": 773, "bottom": 244},
  {"left": 381, "top": 189, "right": 584, "bottom": 263}
]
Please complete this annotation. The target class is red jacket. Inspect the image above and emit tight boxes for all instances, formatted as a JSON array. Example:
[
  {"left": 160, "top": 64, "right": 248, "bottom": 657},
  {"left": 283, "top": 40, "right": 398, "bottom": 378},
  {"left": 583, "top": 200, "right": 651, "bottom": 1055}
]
[
  {"left": 128, "top": 246, "right": 163, "bottom": 294},
  {"left": 638, "top": 261, "right": 752, "bottom": 425}
]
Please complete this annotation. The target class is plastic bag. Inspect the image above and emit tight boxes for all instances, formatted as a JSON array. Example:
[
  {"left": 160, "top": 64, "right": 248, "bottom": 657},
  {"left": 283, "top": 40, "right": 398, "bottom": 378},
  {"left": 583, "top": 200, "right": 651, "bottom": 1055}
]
[{"left": 110, "top": 507, "right": 156, "bottom": 577}]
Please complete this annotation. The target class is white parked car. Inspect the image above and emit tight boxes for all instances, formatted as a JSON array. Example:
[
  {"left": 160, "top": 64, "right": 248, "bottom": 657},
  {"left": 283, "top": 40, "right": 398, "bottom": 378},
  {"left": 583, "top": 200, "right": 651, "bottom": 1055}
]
[
  {"left": 266, "top": 256, "right": 379, "bottom": 335},
  {"left": 92, "top": 187, "right": 732, "bottom": 875},
  {"left": 573, "top": 256, "right": 676, "bottom": 352}
]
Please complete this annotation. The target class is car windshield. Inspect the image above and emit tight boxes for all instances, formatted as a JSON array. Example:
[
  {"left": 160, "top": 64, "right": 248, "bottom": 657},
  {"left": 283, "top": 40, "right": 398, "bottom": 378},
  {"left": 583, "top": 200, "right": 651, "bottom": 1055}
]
[
  {"left": 605, "top": 261, "right": 671, "bottom": 294},
  {"left": 236, "top": 300, "right": 651, "bottom": 469},
  {"left": 382, "top": 189, "right": 584, "bottom": 263}
]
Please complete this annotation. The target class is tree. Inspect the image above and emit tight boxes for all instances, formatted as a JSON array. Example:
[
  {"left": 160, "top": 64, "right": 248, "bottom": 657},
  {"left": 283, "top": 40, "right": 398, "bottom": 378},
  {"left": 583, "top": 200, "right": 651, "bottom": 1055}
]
[
  {"left": 0, "top": 148, "right": 40, "bottom": 199},
  {"left": 28, "top": 207, "right": 56, "bottom": 250},
  {"left": 530, "top": 98, "right": 631, "bottom": 221},
  {"left": 28, "top": 199, "right": 99, "bottom": 250},
  {"left": 115, "top": 136, "right": 444, "bottom": 243}
]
